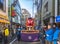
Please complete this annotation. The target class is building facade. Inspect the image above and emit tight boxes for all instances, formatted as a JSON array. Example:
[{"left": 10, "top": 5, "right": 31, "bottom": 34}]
[
  {"left": 8, "top": 0, "right": 22, "bottom": 24},
  {"left": 8, "top": 0, "right": 22, "bottom": 34},
  {"left": 35, "top": 13, "right": 38, "bottom": 26},
  {"left": 42, "top": 0, "right": 55, "bottom": 25},
  {"left": 21, "top": 9, "right": 31, "bottom": 25},
  {"left": 42, "top": 0, "right": 60, "bottom": 25},
  {"left": 0, "top": 0, "right": 10, "bottom": 31},
  {"left": 35, "top": 0, "right": 42, "bottom": 26},
  {"left": 57, "top": 0, "right": 60, "bottom": 15},
  {"left": 55, "top": 0, "right": 60, "bottom": 22},
  {"left": 35, "top": 0, "right": 56, "bottom": 26}
]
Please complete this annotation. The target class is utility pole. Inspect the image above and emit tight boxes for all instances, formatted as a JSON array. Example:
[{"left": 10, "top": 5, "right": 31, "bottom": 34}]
[{"left": 11, "top": 4, "right": 13, "bottom": 37}]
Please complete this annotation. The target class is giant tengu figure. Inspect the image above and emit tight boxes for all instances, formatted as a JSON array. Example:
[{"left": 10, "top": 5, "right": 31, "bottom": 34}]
[{"left": 26, "top": 17, "right": 34, "bottom": 27}]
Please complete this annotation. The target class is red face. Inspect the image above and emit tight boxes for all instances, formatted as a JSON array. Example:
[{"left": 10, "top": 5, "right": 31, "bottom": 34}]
[{"left": 27, "top": 19, "right": 34, "bottom": 26}]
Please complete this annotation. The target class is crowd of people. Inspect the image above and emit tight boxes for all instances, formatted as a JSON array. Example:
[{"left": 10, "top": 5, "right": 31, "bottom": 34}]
[
  {"left": 0, "top": 17, "right": 60, "bottom": 44},
  {"left": 0, "top": 24, "right": 24, "bottom": 44},
  {"left": 15, "top": 22, "right": 60, "bottom": 44},
  {"left": 0, "top": 26, "right": 9, "bottom": 44},
  {"left": 40, "top": 22, "right": 60, "bottom": 44}
]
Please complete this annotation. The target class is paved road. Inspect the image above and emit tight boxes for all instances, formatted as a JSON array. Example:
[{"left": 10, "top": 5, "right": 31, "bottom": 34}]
[
  {"left": 13, "top": 41, "right": 40, "bottom": 44},
  {"left": 9, "top": 36, "right": 46, "bottom": 44},
  {"left": 10, "top": 38, "right": 40, "bottom": 44}
]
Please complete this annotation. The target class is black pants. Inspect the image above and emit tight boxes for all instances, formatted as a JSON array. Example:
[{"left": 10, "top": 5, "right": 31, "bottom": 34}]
[
  {"left": 17, "top": 34, "right": 20, "bottom": 41},
  {"left": 4, "top": 36, "right": 8, "bottom": 44}
]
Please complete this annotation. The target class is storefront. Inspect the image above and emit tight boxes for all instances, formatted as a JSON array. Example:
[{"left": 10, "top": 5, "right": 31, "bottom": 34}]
[
  {"left": 0, "top": 14, "right": 10, "bottom": 31},
  {"left": 0, "top": 0, "right": 10, "bottom": 31}
]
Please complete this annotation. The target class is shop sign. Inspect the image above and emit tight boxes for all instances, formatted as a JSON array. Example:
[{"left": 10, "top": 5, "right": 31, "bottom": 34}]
[{"left": 56, "top": 16, "right": 60, "bottom": 22}]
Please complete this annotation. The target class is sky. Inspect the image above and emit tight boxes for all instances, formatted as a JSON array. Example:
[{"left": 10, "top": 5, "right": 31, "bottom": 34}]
[{"left": 19, "top": 0, "right": 36, "bottom": 17}]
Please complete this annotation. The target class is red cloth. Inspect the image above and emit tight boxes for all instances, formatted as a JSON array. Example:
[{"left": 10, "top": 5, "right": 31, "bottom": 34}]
[
  {"left": 11, "top": 10, "right": 16, "bottom": 17},
  {"left": 26, "top": 19, "right": 34, "bottom": 27}
]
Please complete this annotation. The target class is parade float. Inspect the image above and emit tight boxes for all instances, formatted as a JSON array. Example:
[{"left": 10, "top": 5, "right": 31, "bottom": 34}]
[{"left": 21, "top": 18, "right": 39, "bottom": 42}]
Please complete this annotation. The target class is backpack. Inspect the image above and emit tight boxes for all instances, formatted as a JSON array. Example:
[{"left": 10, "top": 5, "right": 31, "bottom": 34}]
[{"left": 4, "top": 28, "right": 9, "bottom": 36}]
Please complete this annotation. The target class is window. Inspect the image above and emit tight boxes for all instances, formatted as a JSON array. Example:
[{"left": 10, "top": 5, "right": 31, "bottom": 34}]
[
  {"left": 0, "top": 0, "right": 6, "bottom": 12},
  {"left": 58, "top": 0, "right": 60, "bottom": 15},
  {"left": 0, "top": 0, "right": 4, "bottom": 10},
  {"left": 4, "top": 0, "right": 6, "bottom": 12},
  {"left": 44, "top": 2, "right": 48, "bottom": 12}
]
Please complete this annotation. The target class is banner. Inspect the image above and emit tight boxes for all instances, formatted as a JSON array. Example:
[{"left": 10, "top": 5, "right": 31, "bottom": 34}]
[
  {"left": 56, "top": 16, "right": 60, "bottom": 22},
  {"left": 11, "top": 6, "right": 16, "bottom": 17}
]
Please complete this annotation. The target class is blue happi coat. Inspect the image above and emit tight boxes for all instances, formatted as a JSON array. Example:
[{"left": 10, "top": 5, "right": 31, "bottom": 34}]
[
  {"left": 53, "top": 27, "right": 60, "bottom": 44},
  {"left": 45, "top": 28, "right": 54, "bottom": 42}
]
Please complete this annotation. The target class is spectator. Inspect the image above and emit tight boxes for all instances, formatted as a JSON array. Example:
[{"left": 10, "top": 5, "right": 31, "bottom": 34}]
[
  {"left": 16, "top": 25, "right": 21, "bottom": 41},
  {"left": 3, "top": 26, "right": 9, "bottom": 44},
  {"left": 45, "top": 23, "right": 53, "bottom": 44},
  {"left": 40, "top": 25, "right": 47, "bottom": 44},
  {"left": 53, "top": 23, "right": 60, "bottom": 44},
  {"left": 52, "top": 23, "right": 58, "bottom": 33},
  {"left": 43, "top": 25, "right": 47, "bottom": 31}
]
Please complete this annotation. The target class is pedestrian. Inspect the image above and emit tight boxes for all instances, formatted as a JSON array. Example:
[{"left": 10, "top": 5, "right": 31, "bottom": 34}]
[
  {"left": 45, "top": 23, "right": 53, "bottom": 44},
  {"left": 16, "top": 25, "right": 21, "bottom": 41},
  {"left": 53, "top": 22, "right": 60, "bottom": 44},
  {"left": 53, "top": 16, "right": 60, "bottom": 44},
  {"left": 3, "top": 26, "right": 9, "bottom": 44},
  {"left": 43, "top": 25, "right": 47, "bottom": 31},
  {"left": 40, "top": 25, "right": 47, "bottom": 44},
  {"left": 52, "top": 23, "right": 58, "bottom": 33}
]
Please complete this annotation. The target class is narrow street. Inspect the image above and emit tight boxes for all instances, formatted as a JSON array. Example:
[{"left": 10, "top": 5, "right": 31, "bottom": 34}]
[
  {"left": 0, "top": 0, "right": 60, "bottom": 44},
  {"left": 12, "top": 40, "right": 40, "bottom": 44},
  {"left": 9, "top": 38, "right": 40, "bottom": 44}
]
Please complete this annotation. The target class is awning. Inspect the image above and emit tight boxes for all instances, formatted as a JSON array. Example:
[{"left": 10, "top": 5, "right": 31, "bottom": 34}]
[
  {"left": 4, "top": 20, "right": 10, "bottom": 24},
  {"left": 0, "top": 19, "right": 10, "bottom": 24}
]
